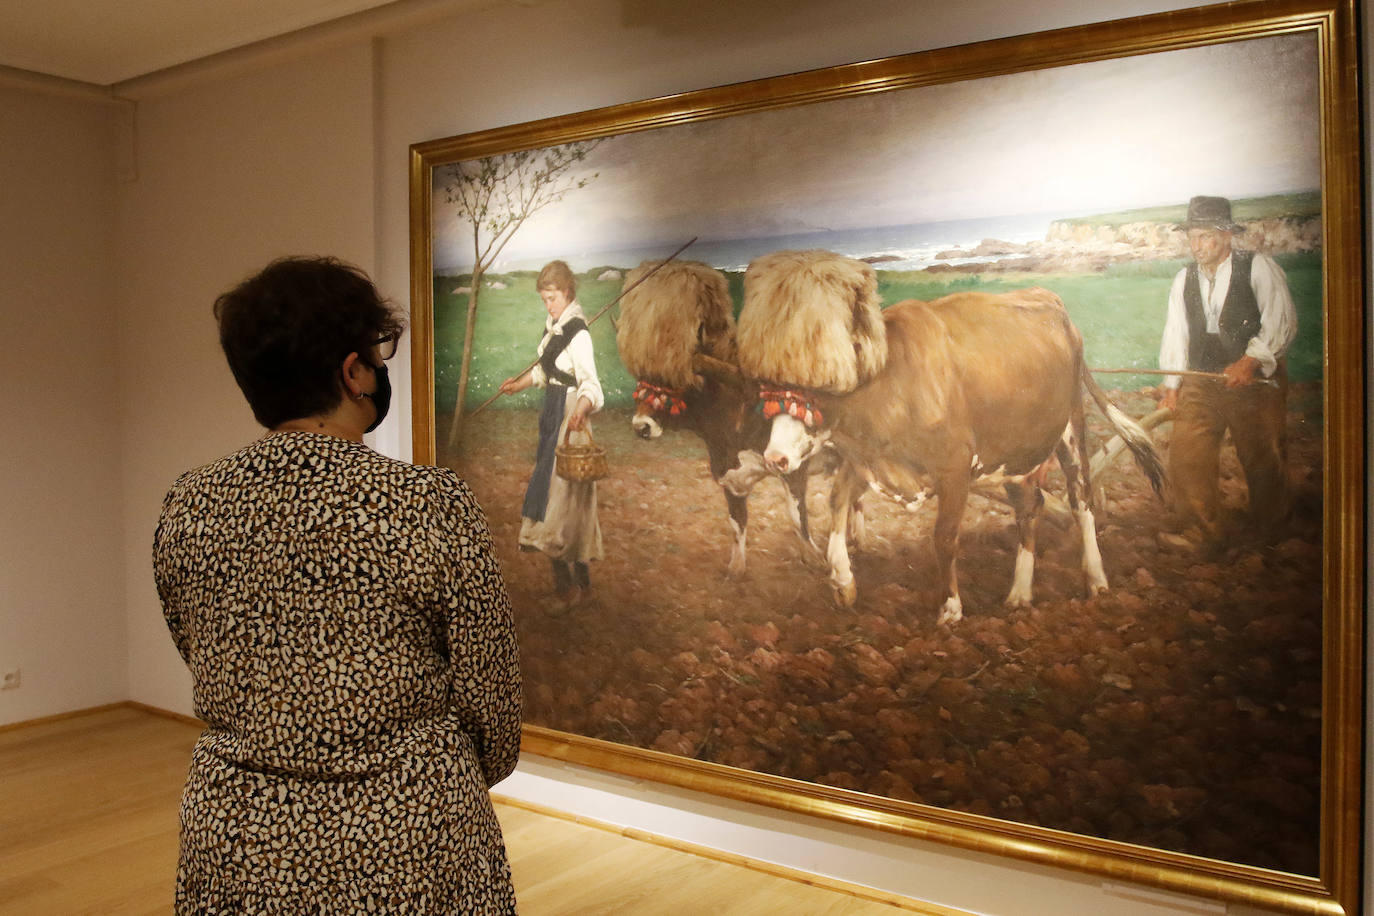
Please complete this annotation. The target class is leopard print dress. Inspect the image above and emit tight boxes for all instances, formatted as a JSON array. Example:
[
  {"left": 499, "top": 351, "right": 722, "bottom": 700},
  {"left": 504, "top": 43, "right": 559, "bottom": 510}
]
[{"left": 153, "top": 431, "right": 521, "bottom": 914}]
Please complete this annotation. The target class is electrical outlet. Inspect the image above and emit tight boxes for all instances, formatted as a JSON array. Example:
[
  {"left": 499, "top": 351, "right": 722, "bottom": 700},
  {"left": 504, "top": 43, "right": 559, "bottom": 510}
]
[{"left": 1, "top": 668, "right": 19, "bottom": 690}]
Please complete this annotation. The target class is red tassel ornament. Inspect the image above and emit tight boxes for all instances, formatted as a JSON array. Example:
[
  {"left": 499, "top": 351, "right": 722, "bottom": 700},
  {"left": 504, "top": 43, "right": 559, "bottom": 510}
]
[
  {"left": 757, "top": 386, "right": 823, "bottom": 428},
  {"left": 633, "top": 380, "right": 687, "bottom": 416}
]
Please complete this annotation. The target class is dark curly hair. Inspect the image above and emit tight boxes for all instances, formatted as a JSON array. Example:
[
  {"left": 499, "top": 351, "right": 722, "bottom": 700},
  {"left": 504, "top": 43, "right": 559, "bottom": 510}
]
[{"left": 214, "top": 257, "right": 405, "bottom": 428}]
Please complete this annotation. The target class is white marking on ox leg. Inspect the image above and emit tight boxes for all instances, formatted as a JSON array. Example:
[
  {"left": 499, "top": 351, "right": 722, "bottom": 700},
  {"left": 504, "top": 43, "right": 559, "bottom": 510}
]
[
  {"left": 1004, "top": 545, "right": 1035, "bottom": 607},
  {"left": 827, "top": 529, "right": 856, "bottom": 607},
  {"left": 727, "top": 516, "right": 747, "bottom": 578},
  {"left": 1078, "top": 506, "right": 1109, "bottom": 595},
  {"left": 937, "top": 595, "right": 963, "bottom": 625},
  {"left": 847, "top": 505, "right": 866, "bottom": 548}
]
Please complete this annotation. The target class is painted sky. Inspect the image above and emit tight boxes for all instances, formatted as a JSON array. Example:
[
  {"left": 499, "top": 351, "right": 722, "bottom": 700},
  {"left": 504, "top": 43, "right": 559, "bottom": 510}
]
[{"left": 432, "top": 32, "right": 1320, "bottom": 271}]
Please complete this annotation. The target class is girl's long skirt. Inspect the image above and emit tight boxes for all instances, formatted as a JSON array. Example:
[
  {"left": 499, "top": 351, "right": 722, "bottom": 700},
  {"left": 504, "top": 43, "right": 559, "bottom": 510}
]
[{"left": 518, "top": 384, "right": 602, "bottom": 563}]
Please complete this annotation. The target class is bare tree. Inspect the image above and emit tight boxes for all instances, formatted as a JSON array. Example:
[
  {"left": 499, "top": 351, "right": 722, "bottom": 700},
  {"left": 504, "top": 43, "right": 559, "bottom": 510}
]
[{"left": 440, "top": 140, "right": 602, "bottom": 448}]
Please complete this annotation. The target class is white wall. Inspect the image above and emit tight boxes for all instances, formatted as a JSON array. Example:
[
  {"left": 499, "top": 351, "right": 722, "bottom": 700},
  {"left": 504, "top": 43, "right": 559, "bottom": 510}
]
[
  {"left": 114, "top": 41, "right": 379, "bottom": 712},
  {"left": 0, "top": 84, "right": 127, "bottom": 723},
  {"left": 0, "top": 0, "right": 1360, "bottom": 913}
]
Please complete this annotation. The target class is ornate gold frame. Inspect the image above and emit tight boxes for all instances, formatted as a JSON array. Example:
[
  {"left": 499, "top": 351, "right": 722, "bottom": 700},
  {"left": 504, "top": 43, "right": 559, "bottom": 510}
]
[{"left": 409, "top": 1, "right": 1363, "bottom": 912}]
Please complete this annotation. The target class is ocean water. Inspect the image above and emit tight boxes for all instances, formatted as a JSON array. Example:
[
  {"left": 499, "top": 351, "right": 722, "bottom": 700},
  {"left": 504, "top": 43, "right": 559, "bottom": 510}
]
[{"left": 473, "top": 212, "right": 1063, "bottom": 276}]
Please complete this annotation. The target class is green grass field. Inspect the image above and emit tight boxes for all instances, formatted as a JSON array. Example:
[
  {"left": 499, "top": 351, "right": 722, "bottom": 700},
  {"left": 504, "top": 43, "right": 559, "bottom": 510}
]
[
  {"left": 433, "top": 252, "right": 1323, "bottom": 413},
  {"left": 433, "top": 273, "right": 636, "bottom": 414}
]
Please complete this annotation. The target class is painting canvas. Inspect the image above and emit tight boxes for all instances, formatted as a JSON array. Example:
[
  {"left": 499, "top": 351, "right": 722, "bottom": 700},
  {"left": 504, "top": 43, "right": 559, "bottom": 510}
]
[{"left": 410, "top": 3, "right": 1362, "bottom": 912}]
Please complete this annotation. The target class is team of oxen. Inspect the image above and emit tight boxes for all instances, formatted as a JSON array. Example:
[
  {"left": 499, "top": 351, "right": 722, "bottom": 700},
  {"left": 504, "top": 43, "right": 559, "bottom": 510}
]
[{"left": 614, "top": 250, "right": 1166, "bottom": 624}]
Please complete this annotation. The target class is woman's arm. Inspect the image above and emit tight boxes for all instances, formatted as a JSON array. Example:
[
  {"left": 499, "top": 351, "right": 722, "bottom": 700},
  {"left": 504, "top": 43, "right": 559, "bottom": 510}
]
[
  {"left": 567, "top": 396, "right": 594, "bottom": 431},
  {"left": 152, "top": 477, "right": 194, "bottom": 664},
  {"left": 498, "top": 369, "right": 535, "bottom": 395},
  {"left": 432, "top": 473, "right": 522, "bottom": 785},
  {"left": 564, "top": 330, "right": 603, "bottom": 431}
]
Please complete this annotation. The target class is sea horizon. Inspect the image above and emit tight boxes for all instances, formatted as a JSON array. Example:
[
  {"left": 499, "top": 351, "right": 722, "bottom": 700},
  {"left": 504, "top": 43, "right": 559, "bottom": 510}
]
[{"left": 434, "top": 211, "right": 1066, "bottom": 277}]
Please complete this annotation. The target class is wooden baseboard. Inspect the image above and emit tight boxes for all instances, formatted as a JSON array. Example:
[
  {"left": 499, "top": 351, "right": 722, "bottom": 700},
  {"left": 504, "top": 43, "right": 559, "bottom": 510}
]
[
  {"left": 0, "top": 701, "right": 131, "bottom": 733},
  {"left": 123, "top": 700, "right": 205, "bottom": 728},
  {"left": 0, "top": 700, "right": 204, "bottom": 733},
  {"left": 491, "top": 793, "right": 971, "bottom": 916}
]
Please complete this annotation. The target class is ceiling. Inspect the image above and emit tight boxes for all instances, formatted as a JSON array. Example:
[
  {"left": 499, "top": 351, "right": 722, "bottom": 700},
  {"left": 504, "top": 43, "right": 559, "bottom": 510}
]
[{"left": 0, "top": 0, "right": 407, "bottom": 86}]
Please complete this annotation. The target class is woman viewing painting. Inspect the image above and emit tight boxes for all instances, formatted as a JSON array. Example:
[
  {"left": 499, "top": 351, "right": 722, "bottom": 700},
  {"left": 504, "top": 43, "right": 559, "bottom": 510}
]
[
  {"left": 153, "top": 256, "right": 521, "bottom": 913},
  {"left": 499, "top": 259, "right": 605, "bottom": 611}
]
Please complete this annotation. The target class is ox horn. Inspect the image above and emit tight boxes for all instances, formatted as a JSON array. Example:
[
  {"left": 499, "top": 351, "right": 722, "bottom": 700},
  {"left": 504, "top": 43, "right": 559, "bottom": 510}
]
[{"left": 691, "top": 353, "right": 743, "bottom": 383}]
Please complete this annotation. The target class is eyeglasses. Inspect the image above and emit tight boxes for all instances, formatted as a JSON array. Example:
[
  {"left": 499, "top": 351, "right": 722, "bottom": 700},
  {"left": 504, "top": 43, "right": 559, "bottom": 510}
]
[{"left": 370, "top": 333, "right": 399, "bottom": 361}]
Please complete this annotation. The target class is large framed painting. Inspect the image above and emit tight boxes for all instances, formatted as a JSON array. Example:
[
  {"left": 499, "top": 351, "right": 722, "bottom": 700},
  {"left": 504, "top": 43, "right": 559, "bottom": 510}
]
[{"left": 409, "top": 0, "right": 1362, "bottom": 911}]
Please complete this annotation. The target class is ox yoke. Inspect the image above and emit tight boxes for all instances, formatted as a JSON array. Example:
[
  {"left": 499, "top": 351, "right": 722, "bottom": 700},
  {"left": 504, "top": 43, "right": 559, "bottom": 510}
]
[{"left": 825, "top": 293, "right": 1088, "bottom": 496}]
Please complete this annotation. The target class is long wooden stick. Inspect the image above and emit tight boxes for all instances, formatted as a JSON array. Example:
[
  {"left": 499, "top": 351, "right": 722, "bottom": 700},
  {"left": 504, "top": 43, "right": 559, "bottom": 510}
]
[
  {"left": 1090, "top": 367, "right": 1277, "bottom": 386},
  {"left": 467, "top": 237, "right": 698, "bottom": 417},
  {"left": 1091, "top": 367, "right": 1217, "bottom": 379}
]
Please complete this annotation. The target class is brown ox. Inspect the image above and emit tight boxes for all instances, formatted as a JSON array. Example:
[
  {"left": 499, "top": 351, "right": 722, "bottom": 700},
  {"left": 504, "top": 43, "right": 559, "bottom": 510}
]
[
  {"left": 737, "top": 250, "right": 1165, "bottom": 623},
  {"left": 614, "top": 259, "right": 829, "bottom": 575}
]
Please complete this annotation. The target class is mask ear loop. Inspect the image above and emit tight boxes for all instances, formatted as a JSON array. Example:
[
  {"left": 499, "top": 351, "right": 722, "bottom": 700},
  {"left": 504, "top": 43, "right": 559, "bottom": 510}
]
[{"left": 342, "top": 352, "right": 370, "bottom": 401}]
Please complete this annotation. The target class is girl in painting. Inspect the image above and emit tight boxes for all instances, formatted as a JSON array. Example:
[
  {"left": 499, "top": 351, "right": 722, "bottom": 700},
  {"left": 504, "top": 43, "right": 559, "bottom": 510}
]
[{"left": 499, "top": 260, "right": 604, "bottom": 609}]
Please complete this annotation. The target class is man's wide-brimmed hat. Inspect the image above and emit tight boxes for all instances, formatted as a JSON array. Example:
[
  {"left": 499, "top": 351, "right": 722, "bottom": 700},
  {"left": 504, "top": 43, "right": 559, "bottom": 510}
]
[{"left": 1179, "top": 195, "right": 1242, "bottom": 231}]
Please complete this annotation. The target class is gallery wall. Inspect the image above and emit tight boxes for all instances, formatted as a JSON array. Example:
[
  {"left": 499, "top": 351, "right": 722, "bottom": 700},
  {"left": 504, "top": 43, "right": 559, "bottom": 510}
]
[
  {"left": 0, "top": 84, "right": 126, "bottom": 724},
  {"left": 112, "top": 41, "right": 378, "bottom": 707},
  {"left": 0, "top": 0, "right": 1363, "bottom": 913}
]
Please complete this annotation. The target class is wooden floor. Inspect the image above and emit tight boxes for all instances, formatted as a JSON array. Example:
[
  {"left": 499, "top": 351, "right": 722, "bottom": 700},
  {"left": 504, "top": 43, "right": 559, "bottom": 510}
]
[{"left": 0, "top": 706, "right": 940, "bottom": 915}]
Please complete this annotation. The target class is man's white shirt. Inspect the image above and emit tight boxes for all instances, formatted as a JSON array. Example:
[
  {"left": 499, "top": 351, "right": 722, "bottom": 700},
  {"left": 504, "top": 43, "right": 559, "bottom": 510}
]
[{"left": 1158, "top": 251, "right": 1298, "bottom": 390}]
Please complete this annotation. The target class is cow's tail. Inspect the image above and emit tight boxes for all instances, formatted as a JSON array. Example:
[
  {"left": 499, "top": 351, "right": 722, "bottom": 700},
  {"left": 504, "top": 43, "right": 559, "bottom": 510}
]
[{"left": 1080, "top": 363, "right": 1167, "bottom": 500}]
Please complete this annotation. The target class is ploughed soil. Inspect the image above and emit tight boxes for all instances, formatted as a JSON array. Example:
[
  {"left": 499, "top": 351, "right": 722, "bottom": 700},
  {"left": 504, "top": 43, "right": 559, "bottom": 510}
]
[{"left": 441, "top": 384, "right": 1324, "bottom": 876}]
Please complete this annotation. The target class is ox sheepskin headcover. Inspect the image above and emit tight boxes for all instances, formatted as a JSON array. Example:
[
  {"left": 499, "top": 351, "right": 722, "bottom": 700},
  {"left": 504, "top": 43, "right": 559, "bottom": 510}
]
[
  {"left": 737, "top": 250, "right": 886, "bottom": 394},
  {"left": 615, "top": 259, "right": 736, "bottom": 390}
]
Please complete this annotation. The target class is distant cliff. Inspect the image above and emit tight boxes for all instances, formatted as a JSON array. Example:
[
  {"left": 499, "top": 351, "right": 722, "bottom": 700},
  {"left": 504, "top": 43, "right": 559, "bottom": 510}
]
[
  {"left": 1044, "top": 216, "right": 1322, "bottom": 257},
  {"left": 929, "top": 216, "right": 1321, "bottom": 274}
]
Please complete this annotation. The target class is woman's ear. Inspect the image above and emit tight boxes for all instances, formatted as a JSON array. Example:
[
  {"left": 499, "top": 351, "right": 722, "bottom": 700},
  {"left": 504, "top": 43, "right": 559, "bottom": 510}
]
[{"left": 340, "top": 352, "right": 370, "bottom": 400}]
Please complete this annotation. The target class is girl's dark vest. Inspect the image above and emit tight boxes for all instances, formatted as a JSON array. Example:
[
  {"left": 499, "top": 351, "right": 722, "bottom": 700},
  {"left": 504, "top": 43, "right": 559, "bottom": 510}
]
[
  {"left": 539, "top": 318, "right": 588, "bottom": 387},
  {"left": 1183, "top": 251, "right": 1260, "bottom": 372},
  {"left": 520, "top": 317, "right": 591, "bottom": 522}
]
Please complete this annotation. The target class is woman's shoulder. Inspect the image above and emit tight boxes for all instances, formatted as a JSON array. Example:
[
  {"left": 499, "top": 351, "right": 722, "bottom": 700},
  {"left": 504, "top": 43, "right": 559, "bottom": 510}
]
[
  {"left": 402, "top": 460, "right": 468, "bottom": 491},
  {"left": 362, "top": 456, "right": 475, "bottom": 508},
  {"left": 351, "top": 451, "right": 487, "bottom": 517},
  {"left": 158, "top": 434, "right": 485, "bottom": 518},
  {"left": 159, "top": 439, "right": 264, "bottom": 499},
  {"left": 160, "top": 434, "right": 434, "bottom": 496},
  {"left": 413, "top": 465, "right": 482, "bottom": 512},
  {"left": 404, "top": 467, "right": 496, "bottom": 550},
  {"left": 560, "top": 314, "right": 593, "bottom": 348},
  {"left": 557, "top": 302, "right": 590, "bottom": 331}
]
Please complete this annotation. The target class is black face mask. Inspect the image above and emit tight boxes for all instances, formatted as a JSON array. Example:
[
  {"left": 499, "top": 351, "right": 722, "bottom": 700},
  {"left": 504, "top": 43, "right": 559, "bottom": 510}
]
[{"left": 363, "top": 362, "right": 391, "bottom": 433}]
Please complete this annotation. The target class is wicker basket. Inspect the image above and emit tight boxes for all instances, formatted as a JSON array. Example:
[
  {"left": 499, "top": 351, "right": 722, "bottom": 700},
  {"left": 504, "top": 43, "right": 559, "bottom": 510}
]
[{"left": 555, "top": 427, "right": 609, "bottom": 482}]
